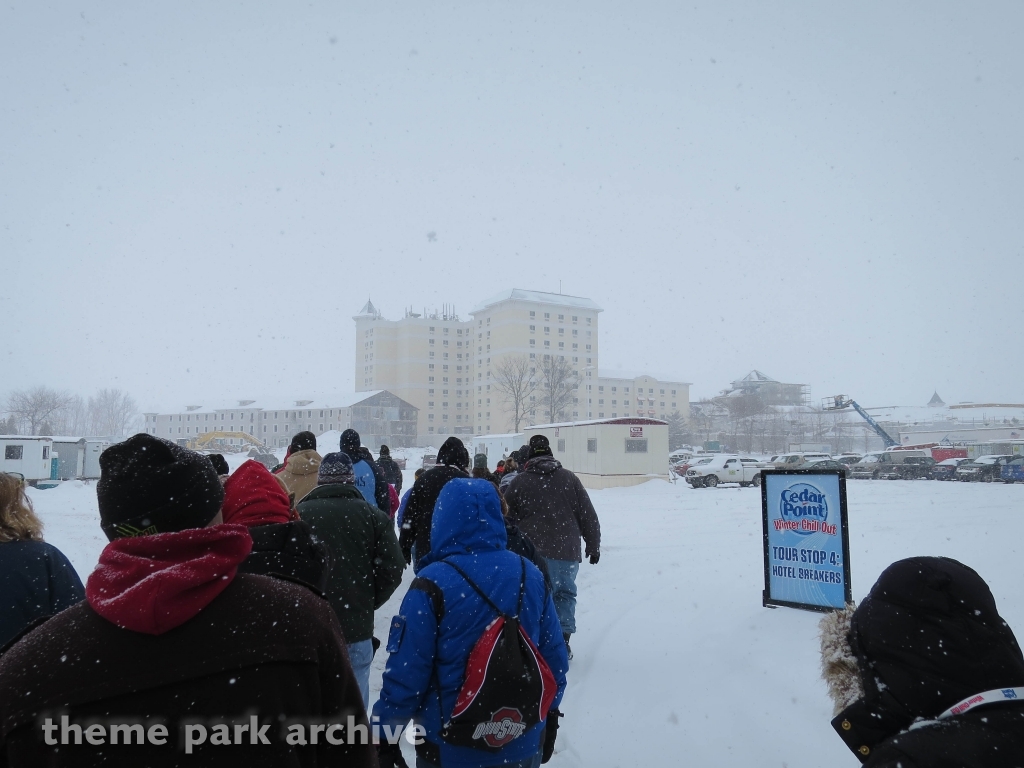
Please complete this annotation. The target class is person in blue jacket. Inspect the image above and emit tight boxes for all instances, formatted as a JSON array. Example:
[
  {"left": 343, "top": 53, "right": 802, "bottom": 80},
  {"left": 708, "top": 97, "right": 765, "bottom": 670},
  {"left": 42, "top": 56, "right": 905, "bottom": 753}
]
[
  {"left": 0, "top": 472, "right": 84, "bottom": 650},
  {"left": 340, "top": 429, "right": 391, "bottom": 513},
  {"left": 373, "top": 478, "right": 568, "bottom": 768}
]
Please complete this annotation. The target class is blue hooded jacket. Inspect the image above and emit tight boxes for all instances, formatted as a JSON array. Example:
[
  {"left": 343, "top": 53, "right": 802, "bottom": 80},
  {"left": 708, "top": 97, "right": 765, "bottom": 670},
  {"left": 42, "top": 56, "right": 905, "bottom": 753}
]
[{"left": 373, "top": 479, "right": 568, "bottom": 768}]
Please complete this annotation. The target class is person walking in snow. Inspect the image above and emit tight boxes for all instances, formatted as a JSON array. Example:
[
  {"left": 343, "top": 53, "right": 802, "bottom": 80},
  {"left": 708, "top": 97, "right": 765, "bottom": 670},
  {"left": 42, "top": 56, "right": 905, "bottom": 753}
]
[
  {"left": 0, "top": 471, "right": 84, "bottom": 650},
  {"left": 221, "top": 459, "right": 331, "bottom": 594},
  {"left": 297, "top": 451, "right": 406, "bottom": 708},
  {"left": 400, "top": 436, "right": 470, "bottom": 572},
  {"left": 275, "top": 430, "right": 322, "bottom": 505},
  {"left": 395, "top": 467, "right": 425, "bottom": 529},
  {"left": 471, "top": 453, "right": 497, "bottom": 486},
  {"left": 373, "top": 479, "right": 568, "bottom": 768},
  {"left": 504, "top": 434, "right": 601, "bottom": 659},
  {"left": 0, "top": 434, "right": 374, "bottom": 766},
  {"left": 819, "top": 556, "right": 1024, "bottom": 767},
  {"left": 377, "top": 444, "right": 404, "bottom": 493},
  {"left": 339, "top": 428, "right": 391, "bottom": 513}
]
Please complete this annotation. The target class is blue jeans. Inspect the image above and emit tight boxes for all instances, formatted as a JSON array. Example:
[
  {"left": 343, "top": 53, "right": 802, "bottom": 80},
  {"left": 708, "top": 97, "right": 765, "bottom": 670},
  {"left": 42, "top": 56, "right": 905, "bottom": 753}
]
[
  {"left": 546, "top": 559, "right": 580, "bottom": 635},
  {"left": 416, "top": 754, "right": 541, "bottom": 768},
  {"left": 348, "top": 639, "right": 374, "bottom": 710}
]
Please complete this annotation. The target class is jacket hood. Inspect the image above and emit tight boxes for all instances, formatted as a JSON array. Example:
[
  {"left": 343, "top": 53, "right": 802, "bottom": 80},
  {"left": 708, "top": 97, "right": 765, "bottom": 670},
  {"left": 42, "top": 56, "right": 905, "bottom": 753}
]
[
  {"left": 86, "top": 524, "right": 252, "bottom": 635},
  {"left": 284, "top": 449, "right": 322, "bottom": 477},
  {"left": 437, "top": 436, "right": 470, "bottom": 470},
  {"left": 825, "top": 556, "right": 1024, "bottom": 757},
  {"left": 222, "top": 460, "right": 292, "bottom": 527},
  {"left": 422, "top": 478, "right": 507, "bottom": 566},
  {"left": 525, "top": 455, "right": 562, "bottom": 474}
]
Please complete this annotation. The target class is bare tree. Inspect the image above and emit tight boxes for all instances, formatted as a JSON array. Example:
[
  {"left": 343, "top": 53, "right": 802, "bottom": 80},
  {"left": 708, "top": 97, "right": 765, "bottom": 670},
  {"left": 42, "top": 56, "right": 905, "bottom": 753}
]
[
  {"left": 5, "top": 386, "right": 76, "bottom": 435},
  {"left": 492, "top": 355, "right": 540, "bottom": 432},
  {"left": 664, "top": 410, "right": 688, "bottom": 450},
  {"left": 690, "top": 398, "right": 721, "bottom": 445},
  {"left": 539, "top": 356, "right": 578, "bottom": 423},
  {"left": 88, "top": 388, "right": 140, "bottom": 437}
]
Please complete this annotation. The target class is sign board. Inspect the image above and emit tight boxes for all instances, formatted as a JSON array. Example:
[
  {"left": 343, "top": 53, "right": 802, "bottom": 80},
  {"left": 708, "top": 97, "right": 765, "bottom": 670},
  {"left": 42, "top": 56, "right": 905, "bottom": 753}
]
[
  {"left": 630, "top": 426, "right": 644, "bottom": 438},
  {"left": 761, "top": 470, "right": 852, "bottom": 613}
]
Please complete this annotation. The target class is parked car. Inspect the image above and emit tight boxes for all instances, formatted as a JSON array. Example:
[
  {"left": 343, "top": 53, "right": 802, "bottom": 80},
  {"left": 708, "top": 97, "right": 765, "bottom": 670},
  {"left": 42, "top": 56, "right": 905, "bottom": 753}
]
[
  {"left": 850, "top": 450, "right": 929, "bottom": 479},
  {"left": 673, "top": 455, "right": 713, "bottom": 476},
  {"left": 955, "top": 455, "right": 1016, "bottom": 482},
  {"left": 771, "top": 452, "right": 831, "bottom": 470},
  {"left": 879, "top": 455, "right": 936, "bottom": 480},
  {"left": 803, "top": 459, "right": 851, "bottom": 477},
  {"left": 929, "top": 457, "right": 973, "bottom": 481},
  {"left": 835, "top": 455, "right": 862, "bottom": 467},
  {"left": 420, "top": 453, "right": 439, "bottom": 470},
  {"left": 685, "top": 455, "right": 766, "bottom": 488},
  {"left": 1001, "top": 456, "right": 1024, "bottom": 484}
]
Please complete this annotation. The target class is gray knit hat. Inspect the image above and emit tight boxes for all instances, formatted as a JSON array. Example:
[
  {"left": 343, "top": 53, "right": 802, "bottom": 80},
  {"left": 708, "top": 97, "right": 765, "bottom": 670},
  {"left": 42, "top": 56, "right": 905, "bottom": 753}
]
[{"left": 318, "top": 451, "right": 355, "bottom": 486}]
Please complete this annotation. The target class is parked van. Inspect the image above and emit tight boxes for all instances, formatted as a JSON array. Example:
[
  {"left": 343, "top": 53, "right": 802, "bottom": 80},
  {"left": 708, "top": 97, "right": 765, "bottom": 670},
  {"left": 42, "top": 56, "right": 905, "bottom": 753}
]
[{"left": 850, "top": 450, "right": 929, "bottom": 480}]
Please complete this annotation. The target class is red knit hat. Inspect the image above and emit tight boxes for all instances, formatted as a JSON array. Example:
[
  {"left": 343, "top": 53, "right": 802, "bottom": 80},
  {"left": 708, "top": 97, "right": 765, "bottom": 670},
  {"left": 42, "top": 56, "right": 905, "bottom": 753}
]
[{"left": 221, "top": 460, "right": 291, "bottom": 528}]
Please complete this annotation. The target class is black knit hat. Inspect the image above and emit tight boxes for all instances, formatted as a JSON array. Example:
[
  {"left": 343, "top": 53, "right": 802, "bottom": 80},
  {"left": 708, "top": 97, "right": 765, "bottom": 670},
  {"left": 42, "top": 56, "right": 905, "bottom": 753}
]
[
  {"left": 378, "top": 444, "right": 390, "bottom": 456},
  {"left": 290, "top": 430, "right": 317, "bottom": 453},
  {"left": 97, "top": 434, "right": 224, "bottom": 540},
  {"left": 208, "top": 453, "right": 229, "bottom": 476},
  {"left": 437, "top": 436, "right": 470, "bottom": 470},
  {"left": 340, "top": 429, "right": 361, "bottom": 452},
  {"left": 474, "top": 453, "right": 489, "bottom": 470},
  {"left": 318, "top": 451, "right": 355, "bottom": 486},
  {"left": 529, "top": 434, "right": 552, "bottom": 458}
]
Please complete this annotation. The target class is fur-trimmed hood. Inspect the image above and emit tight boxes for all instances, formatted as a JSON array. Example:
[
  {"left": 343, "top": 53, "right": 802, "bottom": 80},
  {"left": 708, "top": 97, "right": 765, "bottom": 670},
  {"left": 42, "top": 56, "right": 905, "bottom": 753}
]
[{"left": 820, "top": 557, "right": 1024, "bottom": 762}]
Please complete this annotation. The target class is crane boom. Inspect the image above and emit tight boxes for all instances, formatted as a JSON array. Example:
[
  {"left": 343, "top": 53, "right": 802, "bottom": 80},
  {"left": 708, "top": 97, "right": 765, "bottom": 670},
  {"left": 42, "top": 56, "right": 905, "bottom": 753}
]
[{"left": 822, "top": 395, "right": 899, "bottom": 448}]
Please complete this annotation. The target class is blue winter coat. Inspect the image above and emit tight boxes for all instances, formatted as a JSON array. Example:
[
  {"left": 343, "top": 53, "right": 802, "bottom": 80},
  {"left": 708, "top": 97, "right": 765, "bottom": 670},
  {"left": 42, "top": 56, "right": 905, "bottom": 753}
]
[
  {"left": 373, "top": 479, "right": 568, "bottom": 768},
  {"left": 0, "top": 540, "right": 84, "bottom": 650}
]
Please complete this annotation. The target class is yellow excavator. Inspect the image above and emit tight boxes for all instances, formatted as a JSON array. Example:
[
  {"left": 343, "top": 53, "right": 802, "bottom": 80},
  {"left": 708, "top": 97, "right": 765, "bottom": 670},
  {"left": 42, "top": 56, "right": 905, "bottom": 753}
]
[{"left": 186, "top": 431, "right": 270, "bottom": 454}]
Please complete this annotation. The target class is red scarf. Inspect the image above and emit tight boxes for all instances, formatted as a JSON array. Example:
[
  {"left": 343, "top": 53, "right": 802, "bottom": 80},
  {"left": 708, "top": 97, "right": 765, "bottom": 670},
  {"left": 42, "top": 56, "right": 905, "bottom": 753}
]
[{"left": 86, "top": 524, "right": 253, "bottom": 635}]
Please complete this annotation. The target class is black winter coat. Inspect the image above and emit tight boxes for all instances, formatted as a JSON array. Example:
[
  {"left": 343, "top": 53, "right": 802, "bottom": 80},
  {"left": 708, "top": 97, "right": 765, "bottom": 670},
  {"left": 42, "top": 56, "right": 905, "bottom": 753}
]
[
  {"left": 399, "top": 464, "right": 469, "bottom": 568},
  {"left": 503, "top": 456, "right": 601, "bottom": 563},
  {"left": 0, "top": 574, "right": 376, "bottom": 767},
  {"left": 0, "top": 540, "right": 84, "bottom": 651},
  {"left": 238, "top": 520, "right": 332, "bottom": 596},
  {"left": 832, "top": 556, "right": 1024, "bottom": 767},
  {"left": 377, "top": 455, "right": 403, "bottom": 493},
  {"left": 504, "top": 520, "right": 550, "bottom": 587}
]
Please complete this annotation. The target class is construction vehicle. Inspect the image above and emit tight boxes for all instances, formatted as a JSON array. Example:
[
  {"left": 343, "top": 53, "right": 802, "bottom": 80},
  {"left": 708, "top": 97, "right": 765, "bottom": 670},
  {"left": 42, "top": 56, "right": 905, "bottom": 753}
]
[
  {"left": 822, "top": 395, "right": 899, "bottom": 449},
  {"left": 185, "top": 431, "right": 269, "bottom": 454}
]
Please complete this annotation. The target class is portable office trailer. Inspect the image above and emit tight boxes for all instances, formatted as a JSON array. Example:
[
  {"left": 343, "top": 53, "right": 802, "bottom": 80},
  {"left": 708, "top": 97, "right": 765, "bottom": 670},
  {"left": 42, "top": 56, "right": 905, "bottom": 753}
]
[
  {"left": 0, "top": 436, "right": 55, "bottom": 483},
  {"left": 471, "top": 433, "right": 524, "bottom": 470},
  {"left": 524, "top": 418, "right": 669, "bottom": 489},
  {"left": 83, "top": 439, "right": 111, "bottom": 478},
  {"left": 51, "top": 437, "right": 86, "bottom": 480}
]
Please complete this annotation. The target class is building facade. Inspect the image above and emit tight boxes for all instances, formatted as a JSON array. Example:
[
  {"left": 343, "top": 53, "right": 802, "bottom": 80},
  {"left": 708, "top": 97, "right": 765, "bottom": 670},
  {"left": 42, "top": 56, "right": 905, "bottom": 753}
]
[
  {"left": 143, "top": 391, "right": 418, "bottom": 450},
  {"left": 354, "top": 290, "right": 692, "bottom": 443}
]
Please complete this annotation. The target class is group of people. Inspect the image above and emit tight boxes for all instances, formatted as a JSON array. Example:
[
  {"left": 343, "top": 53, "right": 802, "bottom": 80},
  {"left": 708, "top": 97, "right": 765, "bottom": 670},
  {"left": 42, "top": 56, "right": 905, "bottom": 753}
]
[
  {"left": 1, "top": 429, "right": 1022, "bottom": 767},
  {"left": 0, "top": 429, "right": 602, "bottom": 767}
]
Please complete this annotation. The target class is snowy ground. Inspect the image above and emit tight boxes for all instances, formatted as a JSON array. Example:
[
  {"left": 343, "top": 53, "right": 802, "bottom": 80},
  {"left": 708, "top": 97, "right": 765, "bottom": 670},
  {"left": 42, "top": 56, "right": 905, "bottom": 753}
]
[{"left": 27, "top": 475, "right": 1024, "bottom": 767}]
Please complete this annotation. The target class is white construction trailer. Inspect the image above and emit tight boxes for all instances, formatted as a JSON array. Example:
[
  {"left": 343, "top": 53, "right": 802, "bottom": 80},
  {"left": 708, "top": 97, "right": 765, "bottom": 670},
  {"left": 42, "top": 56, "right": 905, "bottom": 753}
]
[
  {"left": 524, "top": 417, "right": 669, "bottom": 489},
  {"left": 471, "top": 433, "right": 524, "bottom": 470},
  {"left": 0, "top": 436, "right": 56, "bottom": 483},
  {"left": 51, "top": 437, "right": 111, "bottom": 480}
]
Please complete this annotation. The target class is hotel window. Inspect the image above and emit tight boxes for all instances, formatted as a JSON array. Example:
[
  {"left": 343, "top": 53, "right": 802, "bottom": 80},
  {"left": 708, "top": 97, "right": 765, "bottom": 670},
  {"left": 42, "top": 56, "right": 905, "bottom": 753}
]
[
  {"left": 544, "top": 341, "right": 550, "bottom": 347},
  {"left": 529, "top": 311, "right": 535, "bottom": 318},
  {"left": 544, "top": 313, "right": 550, "bottom": 320}
]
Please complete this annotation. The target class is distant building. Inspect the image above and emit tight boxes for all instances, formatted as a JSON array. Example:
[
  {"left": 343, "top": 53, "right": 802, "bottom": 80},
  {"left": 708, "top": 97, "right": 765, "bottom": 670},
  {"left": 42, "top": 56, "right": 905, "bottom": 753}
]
[
  {"left": 927, "top": 391, "right": 945, "bottom": 407},
  {"left": 723, "top": 370, "right": 810, "bottom": 406},
  {"left": 355, "top": 289, "right": 693, "bottom": 445},
  {"left": 143, "top": 391, "right": 418, "bottom": 451}
]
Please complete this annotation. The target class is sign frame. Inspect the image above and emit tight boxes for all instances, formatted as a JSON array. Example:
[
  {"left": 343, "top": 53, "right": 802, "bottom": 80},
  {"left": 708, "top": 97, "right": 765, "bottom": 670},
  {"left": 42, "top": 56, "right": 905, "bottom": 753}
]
[{"left": 761, "top": 469, "right": 852, "bottom": 613}]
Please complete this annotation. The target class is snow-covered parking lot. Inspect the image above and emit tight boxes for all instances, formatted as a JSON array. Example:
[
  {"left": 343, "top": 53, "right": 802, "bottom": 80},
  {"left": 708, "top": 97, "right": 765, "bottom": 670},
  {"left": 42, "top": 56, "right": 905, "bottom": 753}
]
[{"left": 28, "top": 476, "right": 1024, "bottom": 767}]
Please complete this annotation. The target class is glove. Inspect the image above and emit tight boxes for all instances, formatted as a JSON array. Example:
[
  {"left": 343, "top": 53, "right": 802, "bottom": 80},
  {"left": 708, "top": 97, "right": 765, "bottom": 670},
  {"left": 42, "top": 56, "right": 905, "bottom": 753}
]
[
  {"left": 542, "top": 709, "right": 562, "bottom": 763},
  {"left": 588, "top": 550, "right": 600, "bottom": 565},
  {"left": 376, "top": 741, "right": 410, "bottom": 768}
]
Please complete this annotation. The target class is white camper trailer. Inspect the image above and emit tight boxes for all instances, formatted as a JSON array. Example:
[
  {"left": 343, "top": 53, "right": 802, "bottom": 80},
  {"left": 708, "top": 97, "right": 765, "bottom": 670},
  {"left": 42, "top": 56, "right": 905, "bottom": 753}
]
[{"left": 0, "top": 436, "right": 55, "bottom": 483}]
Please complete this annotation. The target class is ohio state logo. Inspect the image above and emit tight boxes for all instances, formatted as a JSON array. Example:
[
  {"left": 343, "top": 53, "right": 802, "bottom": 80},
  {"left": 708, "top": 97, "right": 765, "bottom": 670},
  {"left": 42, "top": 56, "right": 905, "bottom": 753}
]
[{"left": 471, "top": 707, "right": 527, "bottom": 747}]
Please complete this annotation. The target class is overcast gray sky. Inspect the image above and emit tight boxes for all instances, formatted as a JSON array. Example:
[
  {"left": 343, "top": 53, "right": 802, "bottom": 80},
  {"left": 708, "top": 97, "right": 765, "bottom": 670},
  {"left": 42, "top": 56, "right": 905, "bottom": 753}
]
[{"left": 3, "top": 2, "right": 1021, "bottom": 411}]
